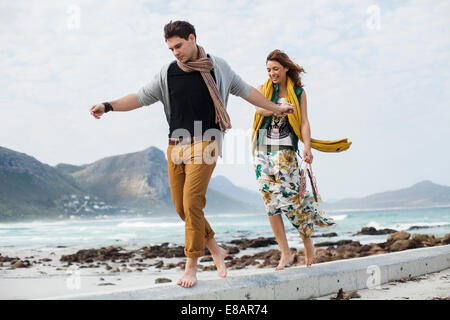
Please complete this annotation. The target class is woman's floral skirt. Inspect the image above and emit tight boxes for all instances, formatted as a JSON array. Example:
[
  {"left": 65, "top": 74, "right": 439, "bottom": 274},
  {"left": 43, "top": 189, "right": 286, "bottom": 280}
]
[{"left": 253, "top": 148, "right": 336, "bottom": 240}]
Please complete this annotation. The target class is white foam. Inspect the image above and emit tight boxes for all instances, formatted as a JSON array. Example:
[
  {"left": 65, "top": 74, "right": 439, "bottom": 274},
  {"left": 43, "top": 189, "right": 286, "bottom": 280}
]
[
  {"left": 329, "top": 214, "right": 348, "bottom": 221},
  {"left": 367, "top": 221, "right": 450, "bottom": 231},
  {"left": 116, "top": 221, "right": 184, "bottom": 228}
]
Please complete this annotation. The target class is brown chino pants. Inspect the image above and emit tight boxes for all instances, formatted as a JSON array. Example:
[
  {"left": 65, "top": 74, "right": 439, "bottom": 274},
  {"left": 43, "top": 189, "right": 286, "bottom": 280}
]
[{"left": 166, "top": 140, "right": 218, "bottom": 258}]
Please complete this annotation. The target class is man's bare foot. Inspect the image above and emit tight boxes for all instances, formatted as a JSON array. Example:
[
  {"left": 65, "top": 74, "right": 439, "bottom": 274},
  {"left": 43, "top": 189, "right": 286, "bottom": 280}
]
[
  {"left": 274, "top": 253, "right": 295, "bottom": 271},
  {"left": 206, "top": 238, "right": 228, "bottom": 278},
  {"left": 211, "top": 247, "right": 228, "bottom": 278},
  {"left": 177, "top": 258, "right": 197, "bottom": 288}
]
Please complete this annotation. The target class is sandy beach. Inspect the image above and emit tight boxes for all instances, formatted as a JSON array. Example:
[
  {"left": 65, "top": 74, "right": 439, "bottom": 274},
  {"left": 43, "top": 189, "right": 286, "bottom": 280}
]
[
  {"left": 312, "top": 267, "right": 450, "bottom": 300},
  {"left": 1, "top": 229, "right": 449, "bottom": 300}
]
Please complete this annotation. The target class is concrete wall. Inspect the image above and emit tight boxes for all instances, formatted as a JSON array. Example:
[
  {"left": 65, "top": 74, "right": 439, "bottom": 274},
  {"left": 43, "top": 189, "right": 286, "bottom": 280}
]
[{"left": 56, "top": 244, "right": 450, "bottom": 300}]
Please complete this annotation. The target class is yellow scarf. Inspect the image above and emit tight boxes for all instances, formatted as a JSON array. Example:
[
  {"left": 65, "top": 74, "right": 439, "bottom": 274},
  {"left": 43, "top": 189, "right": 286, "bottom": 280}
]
[{"left": 251, "top": 77, "right": 352, "bottom": 155}]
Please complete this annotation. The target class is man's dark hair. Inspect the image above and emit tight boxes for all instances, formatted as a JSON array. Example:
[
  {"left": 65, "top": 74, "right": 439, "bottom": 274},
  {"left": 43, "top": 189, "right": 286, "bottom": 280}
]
[{"left": 164, "top": 20, "right": 196, "bottom": 41}]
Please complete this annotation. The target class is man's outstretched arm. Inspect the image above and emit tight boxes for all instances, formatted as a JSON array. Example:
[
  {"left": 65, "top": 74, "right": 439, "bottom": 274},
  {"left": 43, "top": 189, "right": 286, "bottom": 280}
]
[
  {"left": 246, "top": 86, "right": 293, "bottom": 115},
  {"left": 89, "top": 94, "right": 140, "bottom": 119}
]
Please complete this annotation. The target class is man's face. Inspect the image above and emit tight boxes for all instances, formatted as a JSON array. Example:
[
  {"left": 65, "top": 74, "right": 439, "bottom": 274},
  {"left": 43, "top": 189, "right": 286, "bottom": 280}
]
[{"left": 166, "top": 34, "right": 197, "bottom": 63}]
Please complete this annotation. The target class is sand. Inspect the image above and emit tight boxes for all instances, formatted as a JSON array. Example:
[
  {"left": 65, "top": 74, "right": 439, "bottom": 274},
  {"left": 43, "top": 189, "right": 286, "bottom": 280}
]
[{"left": 312, "top": 267, "right": 450, "bottom": 300}]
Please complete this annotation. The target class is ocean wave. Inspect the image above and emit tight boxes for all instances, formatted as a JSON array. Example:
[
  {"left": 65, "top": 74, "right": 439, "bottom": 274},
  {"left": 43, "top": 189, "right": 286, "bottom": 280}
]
[
  {"left": 207, "top": 213, "right": 263, "bottom": 218},
  {"left": 105, "top": 233, "right": 137, "bottom": 241},
  {"left": 116, "top": 221, "right": 184, "bottom": 228},
  {"left": 367, "top": 221, "right": 450, "bottom": 231},
  {"left": 329, "top": 214, "right": 348, "bottom": 221}
]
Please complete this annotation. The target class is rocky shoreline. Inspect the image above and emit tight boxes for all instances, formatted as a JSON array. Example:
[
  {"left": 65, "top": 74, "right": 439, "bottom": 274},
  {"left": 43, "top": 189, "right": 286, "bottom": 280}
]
[{"left": 1, "top": 227, "right": 449, "bottom": 280}]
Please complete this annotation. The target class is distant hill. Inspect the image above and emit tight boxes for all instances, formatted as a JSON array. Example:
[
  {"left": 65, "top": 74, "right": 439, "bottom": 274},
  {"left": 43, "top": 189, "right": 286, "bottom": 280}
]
[
  {"left": 2, "top": 144, "right": 450, "bottom": 222},
  {"left": 209, "top": 175, "right": 264, "bottom": 208},
  {"left": 321, "top": 180, "right": 450, "bottom": 210}
]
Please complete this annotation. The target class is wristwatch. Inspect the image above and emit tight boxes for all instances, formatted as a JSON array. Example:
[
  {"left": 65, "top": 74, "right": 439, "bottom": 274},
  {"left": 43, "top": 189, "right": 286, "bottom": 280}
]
[{"left": 103, "top": 102, "right": 114, "bottom": 113}]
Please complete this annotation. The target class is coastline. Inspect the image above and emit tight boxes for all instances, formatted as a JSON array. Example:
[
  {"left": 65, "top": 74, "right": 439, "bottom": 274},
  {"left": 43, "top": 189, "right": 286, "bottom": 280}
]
[{"left": 1, "top": 228, "right": 449, "bottom": 300}]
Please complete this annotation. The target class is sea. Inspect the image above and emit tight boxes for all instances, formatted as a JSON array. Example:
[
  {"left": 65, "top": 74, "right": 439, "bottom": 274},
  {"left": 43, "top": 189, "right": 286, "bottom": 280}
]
[{"left": 0, "top": 206, "right": 449, "bottom": 251}]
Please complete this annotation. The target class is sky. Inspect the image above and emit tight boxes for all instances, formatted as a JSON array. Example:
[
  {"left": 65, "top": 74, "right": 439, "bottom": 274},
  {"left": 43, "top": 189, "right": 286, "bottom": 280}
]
[{"left": 0, "top": 0, "right": 449, "bottom": 201}]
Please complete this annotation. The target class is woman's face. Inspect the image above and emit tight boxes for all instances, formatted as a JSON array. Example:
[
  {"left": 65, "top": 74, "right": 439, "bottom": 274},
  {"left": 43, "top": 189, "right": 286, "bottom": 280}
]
[{"left": 267, "top": 60, "right": 289, "bottom": 85}]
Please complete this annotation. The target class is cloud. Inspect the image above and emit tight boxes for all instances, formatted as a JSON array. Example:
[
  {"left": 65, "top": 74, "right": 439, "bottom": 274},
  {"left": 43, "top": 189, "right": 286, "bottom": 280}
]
[{"left": 0, "top": 0, "right": 449, "bottom": 200}]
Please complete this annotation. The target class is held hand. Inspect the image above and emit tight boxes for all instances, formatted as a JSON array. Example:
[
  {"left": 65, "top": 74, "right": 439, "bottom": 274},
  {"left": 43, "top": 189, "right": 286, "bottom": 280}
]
[
  {"left": 89, "top": 103, "right": 105, "bottom": 119},
  {"left": 276, "top": 101, "right": 295, "bottom": 116},
  {"left": 303, "top": 148, "right": 314, "bottom": 164}
]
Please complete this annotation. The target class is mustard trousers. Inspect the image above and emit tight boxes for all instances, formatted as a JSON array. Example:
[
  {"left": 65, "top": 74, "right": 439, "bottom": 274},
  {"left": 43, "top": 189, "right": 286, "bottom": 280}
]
[{"left": 166, "top": 140, "right": 218, "bottom": 258}]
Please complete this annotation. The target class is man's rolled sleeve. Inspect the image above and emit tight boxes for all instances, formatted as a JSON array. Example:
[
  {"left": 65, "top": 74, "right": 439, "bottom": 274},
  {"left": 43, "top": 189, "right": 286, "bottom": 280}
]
[{"left": 136, "top": 72, "right": 162, "bottom": 107}]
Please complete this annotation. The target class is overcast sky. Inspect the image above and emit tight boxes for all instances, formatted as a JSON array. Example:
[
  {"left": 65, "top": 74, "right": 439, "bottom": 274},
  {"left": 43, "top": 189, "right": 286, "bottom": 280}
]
[{"left": 1, "top": 0, "right": 449, "bottom": 201}]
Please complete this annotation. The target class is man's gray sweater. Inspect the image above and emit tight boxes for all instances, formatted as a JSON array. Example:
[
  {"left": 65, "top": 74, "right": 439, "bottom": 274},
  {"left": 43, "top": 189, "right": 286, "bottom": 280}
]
[{"left": 135, "top": 54, "right": 252, "bottom": 158}]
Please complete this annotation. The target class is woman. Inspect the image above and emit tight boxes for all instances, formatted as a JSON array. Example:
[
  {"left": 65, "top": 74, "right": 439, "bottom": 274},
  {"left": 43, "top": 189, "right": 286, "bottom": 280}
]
[{"left": 251, "top": 49, "right": 351, "bottom": 270}]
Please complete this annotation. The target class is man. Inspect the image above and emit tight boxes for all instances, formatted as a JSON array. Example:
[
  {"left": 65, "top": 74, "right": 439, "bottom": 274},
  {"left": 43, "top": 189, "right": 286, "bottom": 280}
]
[{"left": 89, "top": 20, "right": 294, "bottom": 288}]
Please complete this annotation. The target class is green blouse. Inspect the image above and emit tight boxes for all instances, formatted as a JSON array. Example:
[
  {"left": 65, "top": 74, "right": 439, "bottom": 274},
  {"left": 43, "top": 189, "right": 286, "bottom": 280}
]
[{"left": 256, "top": 84, "right": 304, "bottom": 152}]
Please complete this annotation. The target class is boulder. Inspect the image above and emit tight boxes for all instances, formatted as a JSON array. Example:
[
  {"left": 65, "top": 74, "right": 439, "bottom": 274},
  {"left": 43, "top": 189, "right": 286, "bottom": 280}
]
[
  {"left": 387, "top": 231, "right": 410, "bottom": 243},
  {"left": 355, "top": 227, "right": 397, "bottom": 236},
  {"left": 389, "top": 239, "right": 412, "bottom": 251},
  {"left": 441, "top": 234, "right": 450, "bottom": 245}
]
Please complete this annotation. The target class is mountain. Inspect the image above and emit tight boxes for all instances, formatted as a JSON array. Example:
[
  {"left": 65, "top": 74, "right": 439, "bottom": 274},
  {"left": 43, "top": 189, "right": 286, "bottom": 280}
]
[
  {"left": 67, "top": 146, "right": 258, "bottom": 214},
  {"left": 68, "top": 146, "right": 172, "bottom": 212},
  {"left": 0, "top": 145, "right": 261, "bottom": 221},
  {"left": 321, "top": 180, "right": 450, "bottom": 210},
  {"left": 0, "top": 146, "right": 88, "bottom": 221}
]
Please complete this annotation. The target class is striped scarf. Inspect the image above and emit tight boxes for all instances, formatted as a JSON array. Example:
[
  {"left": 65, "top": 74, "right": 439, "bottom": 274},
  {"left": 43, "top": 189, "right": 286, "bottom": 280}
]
[{"left": 176, "top": 45, "right": 232, "bottom": 132}]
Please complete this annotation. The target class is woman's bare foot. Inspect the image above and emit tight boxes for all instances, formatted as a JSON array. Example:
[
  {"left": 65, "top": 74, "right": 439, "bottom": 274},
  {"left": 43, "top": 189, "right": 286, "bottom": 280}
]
[
  {"left": 274, "top": 253, "right": 295, "bottom": 271},
  {"left": 303, "top": 237, "right": 316, "bottom": 267},
  {"left": 305, "top": 251, "right": 316, "bottom": 267},
  {"left": 177, "top": 257, "right": 197, "bottom": 288}
]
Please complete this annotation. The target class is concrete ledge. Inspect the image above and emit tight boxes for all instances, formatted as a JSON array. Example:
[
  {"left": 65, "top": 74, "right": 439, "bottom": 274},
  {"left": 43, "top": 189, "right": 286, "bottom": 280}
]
[{"left": 54, "top": 245, "right": 450, "bottom": 300}]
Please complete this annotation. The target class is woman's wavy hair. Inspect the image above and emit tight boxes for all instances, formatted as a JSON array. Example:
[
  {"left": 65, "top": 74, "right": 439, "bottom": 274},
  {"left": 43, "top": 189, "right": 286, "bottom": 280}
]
[{"left": 266, "top": 49, "right": 306, "bottom": 88}]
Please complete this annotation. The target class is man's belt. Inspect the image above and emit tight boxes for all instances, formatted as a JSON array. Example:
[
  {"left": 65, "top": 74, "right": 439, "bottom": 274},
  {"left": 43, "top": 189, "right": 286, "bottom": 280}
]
[{"left": 168, "top": 135, "right": 216, "bottom": 146}]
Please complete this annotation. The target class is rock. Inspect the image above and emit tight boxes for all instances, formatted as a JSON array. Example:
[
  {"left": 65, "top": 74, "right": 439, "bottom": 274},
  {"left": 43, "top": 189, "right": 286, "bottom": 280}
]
[
  {"left": 155, "top": 278, "right": 172, "bottom": 284},
  {"left": 389, "top": 239, "right": 412, "bottom": 251},
  {"left": 60, "top": 246, "right": 134, "bottom": 263},
  {"left": 98, "top": 283, "right": 116, "bottom": 286},
  {"left": 12, "top": 260, "right": 29, "bottom": 268},
  {"left": 331, "top": 288, "right": 361, "bottom": 300},
  {"left": 200, "top": 256, "right": 213, "bottom": 262},
  {"left": 202, "top": 265, "right": 217, "bottom": 271},
  {"left": 387, "top": 231, "right": 410, "bottom": 243},
  {"left": 223, "top": 246, "right": 240, "bottom": 254},
  {"left": 315, "top": 240, "right": 356, "bottom": 247},
  {"left": 441, "top": 234, "right": 450, "bottom": 245},
  {"left": 110, "top": 267, "right": 120, "bottom": 273},
  {"left": 411, "top": 234, "right": 430, "bottom": 243},
  {"left": 153, "top": 260, "right": 164, "bottom": 268},
  {"left": 140, "top": 243, "right": 185, "bottom": 259},
  {"left": 357, "top": 245, "right": 372, "bottom": 253},
  {"left": 312, "top": 232, "right": 338, "bottom": 238},
  {"left": 229, "top": 237, "right": 277, "bottom": 249},
  {"left": 355, "top": 227, "right": 397, "bottom": 236}
]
